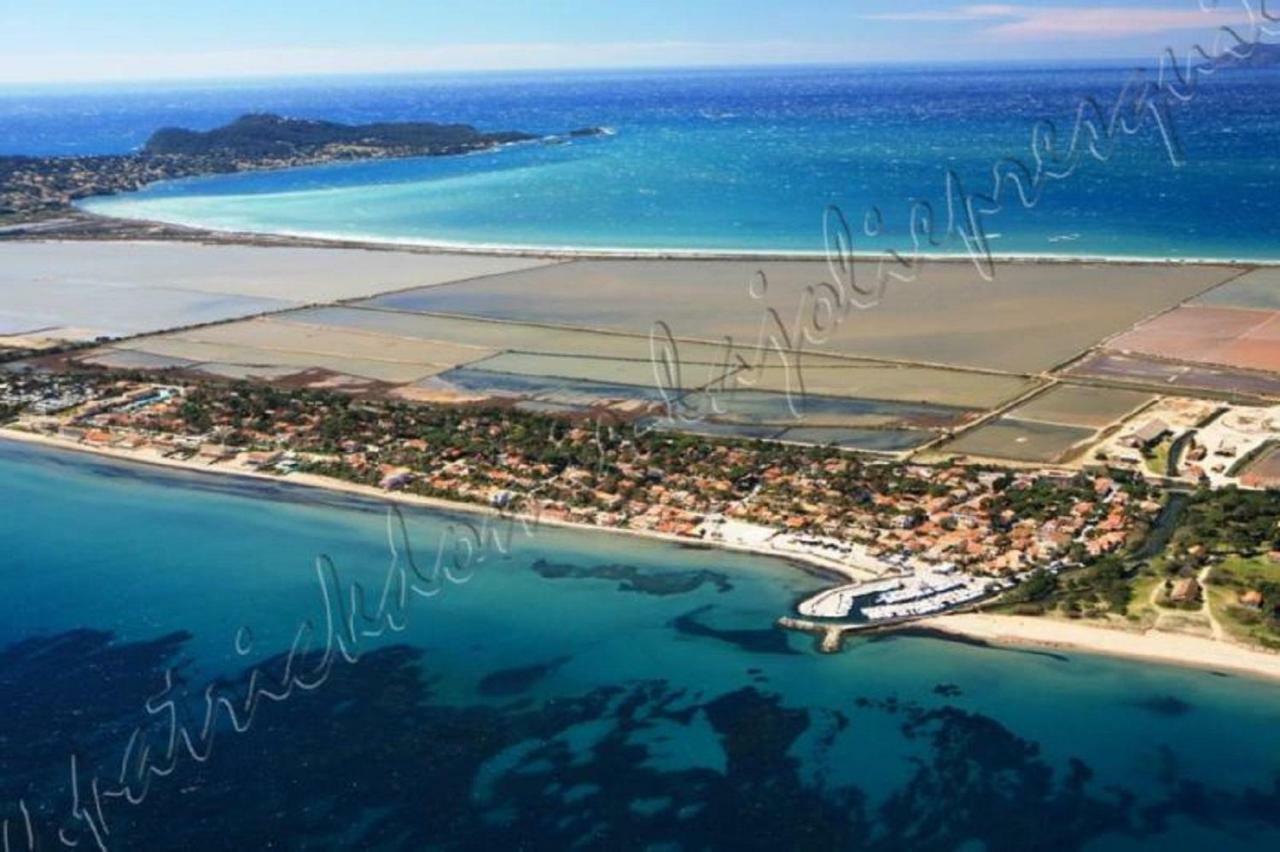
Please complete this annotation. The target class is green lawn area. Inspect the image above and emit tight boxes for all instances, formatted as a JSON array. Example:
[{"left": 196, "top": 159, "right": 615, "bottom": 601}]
[
  {"left": 1209, "top": 585, "right": 1280, "bottom": 651},
  {"left": 1144, "top": 440, "right": 1172, "bottom": 476},
  {"left": 1126, "top": 573, "right": 1163, "bottom": 626},
  {"left": 1215, "top": 554, "right": 1280, "bottom": 584},
  {"left": 1209, "top": 555, "right": 1280, "bottom": 650}
]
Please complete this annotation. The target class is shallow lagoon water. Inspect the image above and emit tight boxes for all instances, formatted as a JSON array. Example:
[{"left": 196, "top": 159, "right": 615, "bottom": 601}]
[{"left": 3, "top": 439, "right": 1280, "bottom": 849}]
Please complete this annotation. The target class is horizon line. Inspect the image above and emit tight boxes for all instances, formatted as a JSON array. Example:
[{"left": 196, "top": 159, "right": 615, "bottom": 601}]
[{"left": 0, "top": 55, "right": 1191, "bottom": 91}]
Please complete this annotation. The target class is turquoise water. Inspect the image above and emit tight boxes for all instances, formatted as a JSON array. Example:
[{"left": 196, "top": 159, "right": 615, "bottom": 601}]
[
  {"left": 62, "top": 65, "right": 1280, "bottom": 260},
  {"left": 3, "top": 438, "right": 1280, "bottom": 849}
]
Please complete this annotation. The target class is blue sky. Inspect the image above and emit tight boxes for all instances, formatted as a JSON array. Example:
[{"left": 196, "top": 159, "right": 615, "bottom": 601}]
[{"left": 0, "top": 1, "right": 1266, "bottom": 83}]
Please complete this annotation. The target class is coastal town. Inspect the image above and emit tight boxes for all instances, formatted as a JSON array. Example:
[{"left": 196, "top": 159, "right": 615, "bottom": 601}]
[{"left": 12, "top": 367, "right": 1271, "bottom": 645}]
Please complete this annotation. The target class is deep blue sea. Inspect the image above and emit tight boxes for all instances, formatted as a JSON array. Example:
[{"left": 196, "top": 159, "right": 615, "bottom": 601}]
[
  {"left": 3, "top": 439, "right": 1280, "bottom": 850},
  {"left": 3, "top": 64, "right": 1278, "bottom": 258}
]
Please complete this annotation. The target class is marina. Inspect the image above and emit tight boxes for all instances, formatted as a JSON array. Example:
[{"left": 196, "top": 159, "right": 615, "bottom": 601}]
[{"left": 795, "top": 562, "right": 1009, "bottom": 624}]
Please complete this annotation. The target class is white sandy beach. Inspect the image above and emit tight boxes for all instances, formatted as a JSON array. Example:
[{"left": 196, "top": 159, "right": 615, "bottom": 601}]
[
  {"left": 69, "top": 210, "right": 1280, "bottom": 267},
  {"left": 918, "top": 613, "right": 1280, "bottom": 683}
]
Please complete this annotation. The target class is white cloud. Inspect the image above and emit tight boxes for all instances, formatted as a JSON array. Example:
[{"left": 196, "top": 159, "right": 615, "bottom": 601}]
[
  {"left": 2, "top": 5, "right": 1268, "bottom": 84},
  {"left": 861, "top": 5, "right": 1022, "bottom": 24},
  {"left": 864, "top": 4, "right": 1253, "bottom": 40}
]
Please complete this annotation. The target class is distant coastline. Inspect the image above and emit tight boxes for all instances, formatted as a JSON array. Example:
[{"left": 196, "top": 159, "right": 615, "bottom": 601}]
[{"left": 0, "top": 113, "right": 605, "bottom": 221}]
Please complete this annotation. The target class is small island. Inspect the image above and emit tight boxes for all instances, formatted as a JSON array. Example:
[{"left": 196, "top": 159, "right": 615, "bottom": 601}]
[
  {"left": 1216, "top": 40, "right": 1280, "bottom": 69},
  {"left": 0, "top": 113, "right": 607, "bottom": 222}
]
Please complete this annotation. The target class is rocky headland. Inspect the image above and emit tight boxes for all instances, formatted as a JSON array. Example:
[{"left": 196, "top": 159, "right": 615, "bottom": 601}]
[{"left": 0, "top": 113, "right": 606, "bottom": 221}]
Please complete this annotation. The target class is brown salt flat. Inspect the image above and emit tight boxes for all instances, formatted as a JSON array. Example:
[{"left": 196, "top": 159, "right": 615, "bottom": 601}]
[
  {"left": 357, "top": 258, "right": 1237, "bottom": 373},
  {"left": 1205, "top": 339, "right": 1280, "bottom": 373},
  {"left": 1241, "top": 445, "right": 1280, "bottom": 487},
  {"left": 1237, "top": 313, "right": 1280, "bottom": 343},
  {"left": 1108, "top": 306, "right": 1280, "bottom": 373},
  {"left": 1108, "top": 305, "right": 1277, "bottom": 362}
]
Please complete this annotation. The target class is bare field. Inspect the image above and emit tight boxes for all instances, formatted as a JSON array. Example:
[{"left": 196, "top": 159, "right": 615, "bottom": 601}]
[
  {"left": 359, "top": 258, "right": 1237, "bottom": 372},
  {"left": 176, "top": 317, "right": 497, "bottom": 369},
  {"left": 280, "top": 306, "right": 664, "bottom": 361},
  {"left": 1194, "top": 268, "right": 1280, "bottom": 311},
  {"left": 78, "top": 349, "right": 200, "bottom": 371},
  {"left": 109, "top": 337, "right": 450, "bottom": 384},
  {"left": 1007, "top": 384, "right": 1153, "bottom": 428},
  {"left": 190, "top": 363, "right": 322, "bottom": 382},
  {"left": 938, "top": 418, "right": 1097, "bottom": 463}
]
